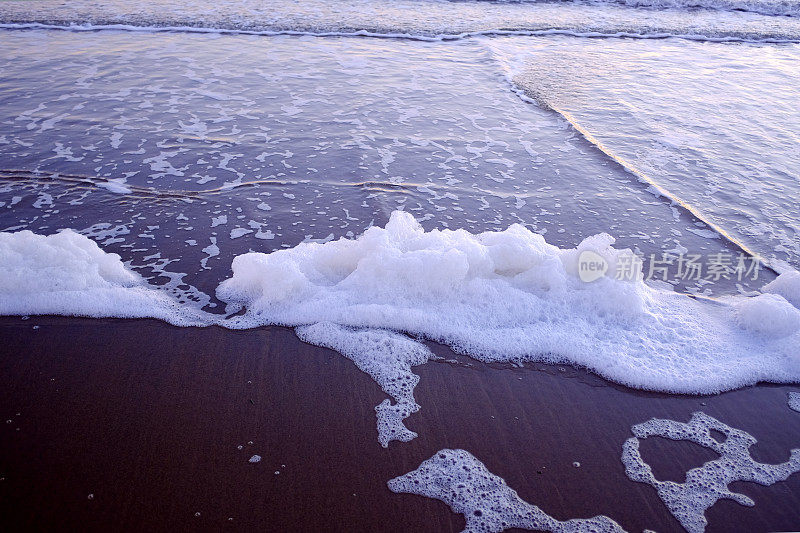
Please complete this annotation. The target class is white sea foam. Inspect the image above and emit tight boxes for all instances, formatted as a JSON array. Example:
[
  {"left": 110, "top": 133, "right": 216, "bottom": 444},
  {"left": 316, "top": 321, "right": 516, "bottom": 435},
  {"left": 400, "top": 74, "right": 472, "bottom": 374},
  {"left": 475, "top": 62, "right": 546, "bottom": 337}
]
[
  {"left": 763, "top": 269, "right": 800, "bottom": 308},
  {"left": 388, "top": 448, "right": 625, "bottom": 533},
  {"left": 296, "top": 322, "right": 431, "bottom": 447},
  {"left": 1, "top": 22, "right": 797, "bottom": 45},
  {"left": 622, "top": 412, "right": 800, "bottom": 533},
  {"left": 217, "top": 210, "right": 800, "bottom": 394},
  {"left": 0, "top": 229, "right": 204, "bottom": 326},
  {"left": 789, "top": 391, "right": 800, "bottom": 412},
  {"left": 732, "top": 292, "right": 800, "bottom": 338},
  {"left": 3, "top": 215, "right": 800, "bottom": 450},
  {"left": 2, "top": 212, "right": 799, "bottom": 397}
]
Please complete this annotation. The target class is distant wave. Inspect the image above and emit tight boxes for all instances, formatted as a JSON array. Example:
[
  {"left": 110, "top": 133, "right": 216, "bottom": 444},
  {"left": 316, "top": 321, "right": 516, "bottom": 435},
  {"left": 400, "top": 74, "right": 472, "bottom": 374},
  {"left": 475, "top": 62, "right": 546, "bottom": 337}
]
[
  {"left": 457, "top": 0, "right": 800, "bottom": 18},
  {"left": 2, "top": 0, "right": 800, "bottom": 43},
  {"left": 607, "top": 0, "right": 800, "bottom": 17},
  {"left": 1, "top": 21, "right": 798, "bottom": 44}
]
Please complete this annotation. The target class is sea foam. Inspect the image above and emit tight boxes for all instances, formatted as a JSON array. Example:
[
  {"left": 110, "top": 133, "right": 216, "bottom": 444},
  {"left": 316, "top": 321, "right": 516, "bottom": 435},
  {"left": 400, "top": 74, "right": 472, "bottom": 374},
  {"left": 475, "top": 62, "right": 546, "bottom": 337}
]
[
  {"left": 2, "top": 212, "right": 799, "bottom": 399},
  {"left": 622, "top": 412, "right": 800, "bottom": 533},
  {"left": 764, "top": 269, "right": 800, "bottom": 308},
  {"left": 790, "top": 391, "right": 800, "bottom": 412},
  {"left": 388, "top": 448, "right": 625, "bottom": 533},
  {"left": 296, "top": 322, "right": 431, "bottom": 447},
  {"left": 218, "top": 210, "right": 800, "bottom": 395},
  {"left": 0, "top": 229, "right": 204, "bottom": 326}
]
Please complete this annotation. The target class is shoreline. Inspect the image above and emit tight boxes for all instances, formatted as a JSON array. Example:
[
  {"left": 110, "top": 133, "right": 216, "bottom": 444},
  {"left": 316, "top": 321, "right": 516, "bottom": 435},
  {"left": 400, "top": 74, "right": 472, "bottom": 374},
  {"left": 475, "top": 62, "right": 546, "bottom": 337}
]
[{"left": 1, "top": 315, "right": 799, "bottom": 531}]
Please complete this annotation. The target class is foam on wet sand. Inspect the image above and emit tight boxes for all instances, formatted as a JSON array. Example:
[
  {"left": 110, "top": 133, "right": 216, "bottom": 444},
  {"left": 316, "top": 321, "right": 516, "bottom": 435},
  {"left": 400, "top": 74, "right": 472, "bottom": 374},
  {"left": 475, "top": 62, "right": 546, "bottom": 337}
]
[
  {"left": 622, "top": 412, "right": 800, "bottom": 533},
  {"left": 217, "top": 210, "right": 800, "bottom": 394},
  {"left": 295, "top": 322, "right": 430, "bottom": 447},
  {"left": 388, "top": 448, "right": 626, "bottom": 533},
  {"left": 2, "top": 211, "right": 799, "bottom": 399},
  {"left": 0, "top": 229, "right": 204, "bottom": 326}
]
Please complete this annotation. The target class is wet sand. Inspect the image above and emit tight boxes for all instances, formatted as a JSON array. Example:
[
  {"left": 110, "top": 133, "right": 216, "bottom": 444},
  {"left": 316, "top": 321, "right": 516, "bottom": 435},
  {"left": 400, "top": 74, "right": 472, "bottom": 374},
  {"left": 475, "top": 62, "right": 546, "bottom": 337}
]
[{"left": 1, "top": 316, "right": 799, "bottom": 532}]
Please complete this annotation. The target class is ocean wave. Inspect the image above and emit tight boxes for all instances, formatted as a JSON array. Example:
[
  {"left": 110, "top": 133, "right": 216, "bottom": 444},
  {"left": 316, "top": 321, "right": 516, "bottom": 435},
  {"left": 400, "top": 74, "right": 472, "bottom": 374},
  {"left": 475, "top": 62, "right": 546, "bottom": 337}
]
[
  {"left": 485, "top": 35, "right": 800, "bottom": 269},
  {"left": 1, "top": 21, "right": 798, "bottom": 45},
  {"left": 459, "top": 0, "right": 800, "bottom": 18},
  {"left": 486, "top": 40, "right": 770, "bottom": 267},
  {"left": 3, "top": 212, "right": 799, "bottom": 395},
  {"left": 605, "top": 0, "right": 800, "bottom": 17},
  {"left": 2, "top": 0, "right": 800, "bottom": 43}
]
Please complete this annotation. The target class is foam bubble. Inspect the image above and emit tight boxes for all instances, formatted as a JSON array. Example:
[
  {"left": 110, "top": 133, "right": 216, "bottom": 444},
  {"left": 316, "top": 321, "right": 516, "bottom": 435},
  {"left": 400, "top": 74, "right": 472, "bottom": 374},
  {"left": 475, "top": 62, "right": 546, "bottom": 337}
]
[
  {"left": 218, "top": 210, "right": 800, "bottom": 395},
  {"left": 622, "top": 412, "right": 800, "bottom": 533},
  {"left": 764, "top": 270, "right": 800, "bottom": 309},
  {"left": 388, "top": 448, "right": 625, "bottom": 533},
  {"left": 733, "top": 293, "right": 800, "bottom": 338},
  {"left": 789, "top": 392, "right": 800, "bottom": 413},
  {"left": 0, "top": 229, "right": 204, "bottom": 326},
  {"left": 295, "top": 322, "right": 431, "bottom": 447}
]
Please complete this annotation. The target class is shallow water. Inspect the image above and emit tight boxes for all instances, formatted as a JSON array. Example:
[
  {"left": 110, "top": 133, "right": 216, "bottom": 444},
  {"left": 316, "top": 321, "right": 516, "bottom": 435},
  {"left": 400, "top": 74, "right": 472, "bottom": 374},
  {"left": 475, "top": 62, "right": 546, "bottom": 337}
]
[
  {"left": 491, "top": 36, "right": 800, "bottom": 267},
  {"left": 1, "top": 27, "right": 791, "bottom": 304}
]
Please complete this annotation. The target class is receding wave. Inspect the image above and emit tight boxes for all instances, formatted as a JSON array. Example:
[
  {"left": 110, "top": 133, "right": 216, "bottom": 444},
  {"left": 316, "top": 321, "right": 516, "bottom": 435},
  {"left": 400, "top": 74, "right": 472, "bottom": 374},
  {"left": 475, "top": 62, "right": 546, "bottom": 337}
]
[
  {"left": 495, "top": 77, "right": 763, "bottom": 262},
  {"left": 486, "top": 36, "right": 800, "bottom": 270},
  {"left": 2, "top": 0, "right": 800, "bottom": 42}
]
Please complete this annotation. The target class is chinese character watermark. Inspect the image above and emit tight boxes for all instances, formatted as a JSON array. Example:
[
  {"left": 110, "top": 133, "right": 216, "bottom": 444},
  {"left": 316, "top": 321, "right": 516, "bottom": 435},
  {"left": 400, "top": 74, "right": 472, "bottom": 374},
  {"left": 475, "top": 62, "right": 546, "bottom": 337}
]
[{"left": 576, "top": 251, "right": 762, "bottom": 283}]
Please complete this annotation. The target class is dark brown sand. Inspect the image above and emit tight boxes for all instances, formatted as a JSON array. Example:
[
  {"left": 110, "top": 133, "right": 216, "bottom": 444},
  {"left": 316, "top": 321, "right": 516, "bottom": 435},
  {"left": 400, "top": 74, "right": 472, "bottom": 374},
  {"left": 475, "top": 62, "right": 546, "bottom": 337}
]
[{"left": 1, "top": 316, "right": 799, "bottom": 532}]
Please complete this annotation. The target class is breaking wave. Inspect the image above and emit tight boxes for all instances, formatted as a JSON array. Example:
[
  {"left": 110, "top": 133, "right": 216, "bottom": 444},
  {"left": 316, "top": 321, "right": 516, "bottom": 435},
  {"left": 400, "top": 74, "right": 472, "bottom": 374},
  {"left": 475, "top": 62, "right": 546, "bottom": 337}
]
[{"left": 2, "top": 212, "right": 799, "bottom": 396}]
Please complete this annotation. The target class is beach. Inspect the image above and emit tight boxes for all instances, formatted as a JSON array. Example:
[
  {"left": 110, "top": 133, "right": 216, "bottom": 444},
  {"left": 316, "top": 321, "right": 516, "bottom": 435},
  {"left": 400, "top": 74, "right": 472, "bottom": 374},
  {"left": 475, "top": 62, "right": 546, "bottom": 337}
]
[
  {"left": 2, "top": 0, "right": 800, "bottom": 531},
  {"left": 2, "top": 316, "right": 799, "bottom": 531}
]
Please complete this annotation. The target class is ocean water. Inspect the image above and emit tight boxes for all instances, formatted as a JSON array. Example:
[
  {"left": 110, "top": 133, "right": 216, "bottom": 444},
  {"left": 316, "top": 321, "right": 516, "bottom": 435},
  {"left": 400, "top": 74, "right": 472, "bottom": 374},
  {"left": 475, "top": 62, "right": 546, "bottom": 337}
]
[
  {"left": 2, "top": 0, "right": 800, "bottom": 411},
  {"left": 490, "top": 36, "right": 800, "bottom": 267},
  {"left": 1, "top": 0, "right": 798, "bottom": 366}
]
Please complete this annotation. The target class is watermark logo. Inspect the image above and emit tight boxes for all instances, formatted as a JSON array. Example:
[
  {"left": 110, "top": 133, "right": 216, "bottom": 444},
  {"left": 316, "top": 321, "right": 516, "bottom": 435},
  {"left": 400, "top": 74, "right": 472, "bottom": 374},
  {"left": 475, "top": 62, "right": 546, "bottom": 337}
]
[
  {"left": 578, "top": 250, "right": 608, "bottom": 283},
  {"left": 575, "top": 250, "right": 762, "bottom": 283}
]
